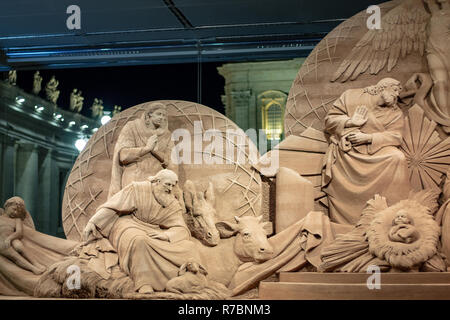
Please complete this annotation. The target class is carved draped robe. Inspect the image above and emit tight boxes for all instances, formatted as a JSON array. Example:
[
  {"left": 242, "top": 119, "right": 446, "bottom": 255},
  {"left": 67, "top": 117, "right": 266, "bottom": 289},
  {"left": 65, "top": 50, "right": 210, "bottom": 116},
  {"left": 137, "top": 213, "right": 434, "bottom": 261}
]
[
  {"left": 322, "top": 88, "right": 411, "bottom": 225},
  {"left": 90, "top": 181, "right": 199, "bottom": 292},
  {"left": 108, "top": 116, "right": 176, "bottom": 198}
]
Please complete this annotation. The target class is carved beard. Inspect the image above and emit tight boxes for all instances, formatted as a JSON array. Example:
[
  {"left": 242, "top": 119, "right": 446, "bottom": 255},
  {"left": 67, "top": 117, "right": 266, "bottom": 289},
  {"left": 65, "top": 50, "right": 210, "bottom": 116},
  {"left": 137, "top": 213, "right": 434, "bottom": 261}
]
[{"left": 153, "top": 183, "right": 175, "bottom": 208}]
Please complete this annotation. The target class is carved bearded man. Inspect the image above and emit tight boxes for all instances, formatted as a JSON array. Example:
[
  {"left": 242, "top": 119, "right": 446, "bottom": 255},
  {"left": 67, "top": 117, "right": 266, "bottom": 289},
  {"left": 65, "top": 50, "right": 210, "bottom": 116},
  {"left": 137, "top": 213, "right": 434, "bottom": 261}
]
[
  {"left": 109, "top": 102, "right": 177, "bottom": 198},
  {"left": 322, "top": 78, "right": 411, "bottom": 225},
  {"left": 84, "top": 169, "right": 200, "bottom": 294}
]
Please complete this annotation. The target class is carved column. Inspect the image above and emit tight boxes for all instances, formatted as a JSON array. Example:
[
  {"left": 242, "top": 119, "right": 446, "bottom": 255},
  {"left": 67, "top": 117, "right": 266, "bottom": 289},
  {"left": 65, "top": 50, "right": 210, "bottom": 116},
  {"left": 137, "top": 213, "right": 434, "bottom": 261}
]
[
  {"left": 15, "top": 142, "right": 39, "bottom": 227},
  {"left": 221, "top": 95, "right": 230, "bottom": 119},
  {"left": 38, "top": 147, "right": 53, "bottom": 235},
  {"left": 1, "top": 136, "right": 17, "bottom": 204},
  {"left": 230, "top": 90, "right": 251, "bottom": 131}
]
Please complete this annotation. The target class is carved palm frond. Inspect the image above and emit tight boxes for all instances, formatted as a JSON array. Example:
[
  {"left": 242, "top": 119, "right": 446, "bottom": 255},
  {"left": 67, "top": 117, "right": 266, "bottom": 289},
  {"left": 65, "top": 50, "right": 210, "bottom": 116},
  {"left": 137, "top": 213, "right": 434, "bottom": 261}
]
[{"left": 401, "top": 105, "right": 450, "bottom": 191}]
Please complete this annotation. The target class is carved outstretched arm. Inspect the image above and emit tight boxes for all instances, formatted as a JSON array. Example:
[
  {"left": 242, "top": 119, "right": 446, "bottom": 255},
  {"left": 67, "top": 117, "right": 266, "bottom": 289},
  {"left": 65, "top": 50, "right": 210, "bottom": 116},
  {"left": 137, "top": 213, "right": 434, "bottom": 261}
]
[{"left": 84, "top": 183, "right": 136, "bottom": 240}]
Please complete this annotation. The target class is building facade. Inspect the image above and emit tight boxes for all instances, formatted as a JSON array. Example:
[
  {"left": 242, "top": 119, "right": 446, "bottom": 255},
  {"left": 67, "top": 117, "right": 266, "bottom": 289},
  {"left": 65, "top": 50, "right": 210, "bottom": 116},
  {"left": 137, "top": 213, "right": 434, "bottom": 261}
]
[
  {"left": 218, "top": 58, "right": 305, "bottom": 151},
  {"left": 0, "top": 82, "right": 98, "bottom": 238}
]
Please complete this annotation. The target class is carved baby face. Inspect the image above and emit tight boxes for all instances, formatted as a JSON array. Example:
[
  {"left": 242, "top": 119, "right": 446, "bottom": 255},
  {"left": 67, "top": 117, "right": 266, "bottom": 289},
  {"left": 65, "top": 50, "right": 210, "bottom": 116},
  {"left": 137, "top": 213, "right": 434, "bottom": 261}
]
[
  {"left": 4, "top": 202, "right": 25, "bottom": 219},
  {"left": 393, "top": 211, "right": 412, "bottom": 225}
]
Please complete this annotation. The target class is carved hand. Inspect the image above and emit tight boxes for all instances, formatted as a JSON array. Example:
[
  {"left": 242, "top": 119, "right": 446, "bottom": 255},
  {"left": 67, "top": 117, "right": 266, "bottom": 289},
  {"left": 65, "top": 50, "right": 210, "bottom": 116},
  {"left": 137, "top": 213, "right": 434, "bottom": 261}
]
[
  {"left": 347, "top": 132, "right": 372, "bottom": 146},
  {"left": 347, "top": 106, "right": 369, "bottom": 127},
  {"left": 83, "top": 221, "right": 97, "bottom": 241},
  {"left": 147, "top": 230, "right": 169, "bottom": 241},
  {"left": 146, "top": 135, "right": 158, "bottom": 151}
]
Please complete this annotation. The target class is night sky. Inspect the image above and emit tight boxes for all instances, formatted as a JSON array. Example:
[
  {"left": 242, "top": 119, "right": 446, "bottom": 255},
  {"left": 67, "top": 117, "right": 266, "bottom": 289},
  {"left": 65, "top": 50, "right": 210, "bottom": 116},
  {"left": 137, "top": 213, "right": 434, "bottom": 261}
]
[{"left": 14, "top": 62, "right": 226, "bottom": 118}]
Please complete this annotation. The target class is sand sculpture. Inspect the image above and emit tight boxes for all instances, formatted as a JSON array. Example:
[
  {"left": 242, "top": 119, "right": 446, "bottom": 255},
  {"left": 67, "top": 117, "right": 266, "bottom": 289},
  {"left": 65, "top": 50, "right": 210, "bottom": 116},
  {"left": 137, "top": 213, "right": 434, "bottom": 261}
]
[{"left": 1, "top": 0, "right": 450, "bottom": 299}]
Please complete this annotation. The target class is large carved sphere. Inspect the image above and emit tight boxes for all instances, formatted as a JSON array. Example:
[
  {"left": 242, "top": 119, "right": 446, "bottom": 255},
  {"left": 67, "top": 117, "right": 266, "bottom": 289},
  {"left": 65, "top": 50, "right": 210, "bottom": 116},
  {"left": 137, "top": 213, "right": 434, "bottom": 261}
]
[
  {"left": 62, "top": 101, "right": 262, "bottom": 241},
  {"left": 285, "top": 0, "right": 429, "bottom": 136}
]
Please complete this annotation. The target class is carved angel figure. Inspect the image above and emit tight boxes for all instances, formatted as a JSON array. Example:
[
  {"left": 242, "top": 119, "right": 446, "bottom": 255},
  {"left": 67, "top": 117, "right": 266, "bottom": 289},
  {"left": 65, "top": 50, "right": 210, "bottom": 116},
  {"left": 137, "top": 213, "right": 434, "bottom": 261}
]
[
  {"left": 319, "top": 190, "right": 446, "bottom": 272},
  {"left": 332, "top": 0, "right": 450, "bottom": 131}
]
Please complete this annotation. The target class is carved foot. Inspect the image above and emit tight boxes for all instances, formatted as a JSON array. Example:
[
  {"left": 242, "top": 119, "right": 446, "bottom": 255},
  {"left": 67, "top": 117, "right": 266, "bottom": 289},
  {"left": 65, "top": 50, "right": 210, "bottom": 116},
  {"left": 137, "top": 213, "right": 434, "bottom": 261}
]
[{"left": 138, "top": 285, "right": 154, "bottom": 294}]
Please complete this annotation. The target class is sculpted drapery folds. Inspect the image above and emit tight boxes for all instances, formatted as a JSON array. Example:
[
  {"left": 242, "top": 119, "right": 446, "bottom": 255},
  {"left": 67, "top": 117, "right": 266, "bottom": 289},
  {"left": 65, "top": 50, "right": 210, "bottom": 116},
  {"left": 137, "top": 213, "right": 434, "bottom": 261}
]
[
  {"left": 84, "top": 169, "right": 201, "bottom": 294},
  {"left": 322, "top": 78, "right": 411, "bottom": 225},
  {"left": 108, "top": 102, "right": 178, "bottom": 199}
]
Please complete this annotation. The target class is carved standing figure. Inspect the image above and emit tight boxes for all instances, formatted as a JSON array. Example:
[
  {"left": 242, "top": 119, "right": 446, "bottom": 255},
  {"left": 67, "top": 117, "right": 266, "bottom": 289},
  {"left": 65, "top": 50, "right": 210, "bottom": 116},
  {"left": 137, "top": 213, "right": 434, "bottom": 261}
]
[
  {"left": 45, "top": 76, "right": 60, "bottom": 104},
  {"left": 108, "top": 102, "right": 178, "bottom": 198},
  {"left": 0, "top": 197, "right": 46, "bottom": 275},
  {"left": 70, "top": 89, "right": 84, "bottom": 113},
  {"left": 91, "top": 98, "right": 103, "bottom": 119},
  {"left": 113, "top": 105, "right": 122, "bottom": 117},
  {"left": 322, "top": 78, "right": 411, "bottom": 224},
  {"left": 425, "top": 0, "right": 450, "bottom": 114},
  {"left": 32, "top": 71, "right": 43, "bottom": 95},
  {"left": 83, "top": 169, "right": 202, "bottom": 294},
  {"left": 7, "top": 70, "right": 16, "bottom": 86}
]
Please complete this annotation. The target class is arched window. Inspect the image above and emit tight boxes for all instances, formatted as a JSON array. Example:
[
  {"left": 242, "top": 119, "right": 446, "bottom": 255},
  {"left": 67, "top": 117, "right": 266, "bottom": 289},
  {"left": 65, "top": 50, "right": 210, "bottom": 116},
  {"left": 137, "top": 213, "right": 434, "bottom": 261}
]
[
  {"left": 265, "top": 102, "right": 283, "bottom": 140},
  {"left": 258, "top": 90, "right": 286, "bottom": 141}
]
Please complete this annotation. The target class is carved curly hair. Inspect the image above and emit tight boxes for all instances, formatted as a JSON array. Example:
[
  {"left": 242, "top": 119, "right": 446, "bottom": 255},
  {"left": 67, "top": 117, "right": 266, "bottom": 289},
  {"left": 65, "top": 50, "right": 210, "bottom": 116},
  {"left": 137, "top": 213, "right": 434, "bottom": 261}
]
[
  {"left": 4, "top": 196, "right": 27, "bottom": 220},
  {"left": 364, "top": 77, "right": 403, "bottom": 95}
]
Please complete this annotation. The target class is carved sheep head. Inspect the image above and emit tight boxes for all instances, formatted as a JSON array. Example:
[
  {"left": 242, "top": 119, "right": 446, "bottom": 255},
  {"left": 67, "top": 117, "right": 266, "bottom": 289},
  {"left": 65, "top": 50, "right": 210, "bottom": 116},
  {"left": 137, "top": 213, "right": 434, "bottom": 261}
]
[
  {"left": 183, "top": 180, "right": 220, "bottom": 246},
  {"left": 179, "top": 259, "right": 208, "bottom": 276},
  {"left": 216, "top": 215, "right": 274, "bottom": 263}
]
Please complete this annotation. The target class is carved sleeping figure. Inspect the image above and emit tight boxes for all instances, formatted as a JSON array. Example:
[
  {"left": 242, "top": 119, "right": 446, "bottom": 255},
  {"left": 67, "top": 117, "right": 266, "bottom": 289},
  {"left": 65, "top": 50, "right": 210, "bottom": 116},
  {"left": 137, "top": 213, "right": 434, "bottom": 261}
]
[
  {"left": 0, "top": 197, "right": 46, "bottom": 275},
  {"left": 388, "top": 211, "right": 420, "bottom": 244}
]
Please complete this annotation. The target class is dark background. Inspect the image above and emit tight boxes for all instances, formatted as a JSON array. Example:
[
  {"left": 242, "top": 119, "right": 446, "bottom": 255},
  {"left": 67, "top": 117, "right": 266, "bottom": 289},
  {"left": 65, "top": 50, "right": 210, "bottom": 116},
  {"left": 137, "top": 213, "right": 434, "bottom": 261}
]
[{"left": 13, "top": 62, "right": 226, "bottom": 117}]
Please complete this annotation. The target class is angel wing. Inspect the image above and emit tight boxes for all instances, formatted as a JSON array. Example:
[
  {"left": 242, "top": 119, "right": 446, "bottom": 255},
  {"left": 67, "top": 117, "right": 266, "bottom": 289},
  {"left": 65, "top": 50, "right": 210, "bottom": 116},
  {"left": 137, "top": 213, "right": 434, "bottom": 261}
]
[{"left": 332, "top": 0, "right": 430, "bottom": 82}]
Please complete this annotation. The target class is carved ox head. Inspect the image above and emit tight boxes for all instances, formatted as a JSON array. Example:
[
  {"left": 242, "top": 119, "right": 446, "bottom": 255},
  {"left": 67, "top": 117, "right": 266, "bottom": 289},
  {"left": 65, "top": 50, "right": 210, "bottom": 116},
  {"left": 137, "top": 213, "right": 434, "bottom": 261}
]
[
  {"left": 183, "top": 180, "right": 221, "bottom": 247},
  {"left": 216, "top": 215, "right": 274, "bottom": 263}
]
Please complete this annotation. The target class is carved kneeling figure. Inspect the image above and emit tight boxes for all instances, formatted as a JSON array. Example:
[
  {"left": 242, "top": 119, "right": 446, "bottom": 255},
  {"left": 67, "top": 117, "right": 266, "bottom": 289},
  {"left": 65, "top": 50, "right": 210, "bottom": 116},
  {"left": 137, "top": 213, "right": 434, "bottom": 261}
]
[{"left": 165, "top": 259, "right": 208, "bottom": 294}]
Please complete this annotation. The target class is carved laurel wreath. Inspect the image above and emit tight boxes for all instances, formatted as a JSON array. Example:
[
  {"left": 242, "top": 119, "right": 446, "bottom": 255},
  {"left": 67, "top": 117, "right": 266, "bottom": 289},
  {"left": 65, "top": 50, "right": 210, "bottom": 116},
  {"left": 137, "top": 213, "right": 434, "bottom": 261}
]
[{"left": 366, "top": 199, "right": 440, "bottom": 269}]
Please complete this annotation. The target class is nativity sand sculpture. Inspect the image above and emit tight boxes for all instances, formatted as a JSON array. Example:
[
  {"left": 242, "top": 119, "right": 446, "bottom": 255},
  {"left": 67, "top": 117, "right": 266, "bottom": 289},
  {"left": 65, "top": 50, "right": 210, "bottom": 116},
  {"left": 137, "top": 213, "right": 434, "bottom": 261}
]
[{"left": 1, "top": 0, "right": 450, "bottom": 300}]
